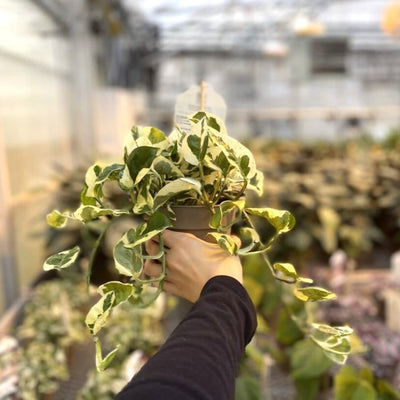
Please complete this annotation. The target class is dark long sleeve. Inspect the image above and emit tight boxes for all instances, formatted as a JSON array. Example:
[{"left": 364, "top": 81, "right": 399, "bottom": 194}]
[{"left": 114, "top": 275, "right": 257, "bottom": 400}]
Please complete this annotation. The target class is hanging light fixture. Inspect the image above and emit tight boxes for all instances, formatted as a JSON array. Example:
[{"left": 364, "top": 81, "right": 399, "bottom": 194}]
[
  {"left": 381, "top": 0, "right": 400, "bottom": 37},
  {"left": 292, "top": 13, "right": 325, "bottom": 36}
]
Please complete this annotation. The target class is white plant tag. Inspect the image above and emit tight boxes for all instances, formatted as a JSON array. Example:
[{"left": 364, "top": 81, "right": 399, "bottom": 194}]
[{"left": 174, "top": 82, "right": 227, "bottom": 133}]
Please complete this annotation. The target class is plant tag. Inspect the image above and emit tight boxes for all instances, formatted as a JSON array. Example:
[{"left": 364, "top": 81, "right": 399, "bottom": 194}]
[{"left": 174, "top": 82, "right": 227, "bottom": 133}]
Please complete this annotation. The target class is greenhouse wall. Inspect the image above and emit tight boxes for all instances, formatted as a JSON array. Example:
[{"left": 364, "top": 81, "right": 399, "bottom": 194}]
[{"left": 0, "top": 0, "right": 73, "bottom": 312}]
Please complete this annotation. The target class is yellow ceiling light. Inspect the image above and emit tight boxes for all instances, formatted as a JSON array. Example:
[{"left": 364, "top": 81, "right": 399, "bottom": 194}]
[
  {"left": 382, "top": 1, "right": 400, "bottom": 36},
  {"left": 292, "top": 14, "right": 325, "bottom": 36}
]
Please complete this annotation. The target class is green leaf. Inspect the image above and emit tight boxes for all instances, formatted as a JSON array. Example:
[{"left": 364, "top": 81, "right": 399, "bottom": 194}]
[
  {"left": 148, "top": 127, "right": 167, "bottom": 144},
  {"left": 153, "top": 177, "right": 202, "bottom": 209},
  {"left": 96, "top": 163, "right": 124, "bottom": 184},
  {"left": 294, "top": 287, "right": 337, "bottom": 302},
  {"left": 207, "top": 233, "right": 238, "bottom": 255},
  {"left": 237, "top": 227, "right": 260, "bottom": 254},
  {"left": 126, "top": 146, "right": 158, "bottom": 181},
  {"left": 276, "top": 309, "right": 303, "bottom": 345},
  {"left": 80, "top": 185, "right": 97, "bottom": 206},
  {"left": 119, "top": 166, "right": 134, "bottom": 190},
  {"left": 95, "top": 339, "right": 119, "bottom": 372},
  {"left": 181, "top": 134, "right": 201, "bottom": 165},
  {"left": 73, "top": 205, "right": 129, "bottom": 223},
  {"left": 290, "top": 338, "right": 333, "bottom": 380},
  {"left": 133, "top": 176, "right": 154, "bottom": 214},
  {"left": 274, "top": 263, "right": 313, "bottom": 283},
  {"left": 43, "top": 246, "right": 80, "bottom": 271},
  {"left": 209, "top": 200, "right": 245, "bottom": 229},
  {"left": 310, "top": 323, "right": 353, "bottom": 364},
  {"left": 187, "top": 135, "right": 201, "bottom": 158},
  {"left": 124, "top": 212, "right": 172, "bottom": 248},
  {"left": 245, "top": 207, "right": 295, "bottom": 234},
  {"left": 274, "top": 262, "right": 298, "bottom": 281},
  {"left": 85, "top": 291, "right": 115, "bottom": 336},
  {"left": 235, "top": 375, "right": 261, "bottom": 400},
  {"left": 113, "top": 229, "right": 144, "bottom": 277},
  {"left": 334, "top": 366, "right": 377, "bottom": 400},
  {"left": 239, "top": 155, "right": 250, "bottom": 176},
  {"left": 85, "top": 164, "right": 102, "bottom": 198},
  {"left": 376, "top": 379, "right": 400, "bottom": 399},
  {"left": 46, "top": 210, "right": 68, "bottom": 228},
  {"left": 295, "top": 377, "right": 321, "bottom": 400},
  {"left": 99, "top": 281, "right": 134, "bottom": 306},
  {"left": 152, "top": 156, "right": 184, "bottom": 178},
  {"left": 248, "top": 170, "right": 264, "bottom": 196},
  {"left": 200, "top": 134, "right": 209, "bottom": 161}
]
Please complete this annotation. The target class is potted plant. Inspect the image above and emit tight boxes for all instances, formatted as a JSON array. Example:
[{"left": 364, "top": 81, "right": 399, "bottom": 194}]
[{"left": 43, "top": 111, "right": 352, "bottom": 370}]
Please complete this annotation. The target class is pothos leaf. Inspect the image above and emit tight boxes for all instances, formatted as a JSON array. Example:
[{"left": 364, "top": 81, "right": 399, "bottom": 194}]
[
  {"left": 207, "top": 233, "right": 238, "bottom": 255},
  {"left": 294, "top": 287, "right": 337, "bottom": 302},
  {"left": 153, "top": 177, "right": 202, "bottom": 209},
  {"left": 245, "top": 207, "right": 296, "bottom": 234},
  {"left": 113, "top": 229, "right": 144, "bottom": 277},
  {"left": 274, "top": 263, "right": 299, "bottom": 281},
  {"left": 273, "top": 263, "right": 313, "bottom": 284},
  {"left": 73, "top": 205, "right": 129, "bottom": 223},
  {"left": 237, "top": 227, "right": 260, "bottom": 254},
  {"left": 209, "top": 199, "right": 245, "bottom": 230},
  {"left": 96, "top": 163, "right": 124, "bottom": 184},
  {"left": 99, "top": 281, "right": 134, "bottom": 306},
  {"left": 85, "top": 291, "right": 115, "bottom": 336},
  {"left": 80, "top": 184, "right": 97, "bottom": 206},
  {"left": 123, "top": 212, "right": 172, "bottom": 249},
  {"left": 126, "top": 146, "right": 159, "bottom": 181},
  {"left": 43, "top": 246, "right": 80, "bottom": 271},
  {"left": 46, "top": 210, "right": 69, "bottom": 228},
  {"left": 85, "top": 164, "right": 102, "bottom": 198}
]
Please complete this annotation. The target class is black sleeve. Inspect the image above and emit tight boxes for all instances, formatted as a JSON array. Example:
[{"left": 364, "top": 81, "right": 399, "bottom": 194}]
[{"left": 114, "top": 275, "right": 257, "bottom": 400}]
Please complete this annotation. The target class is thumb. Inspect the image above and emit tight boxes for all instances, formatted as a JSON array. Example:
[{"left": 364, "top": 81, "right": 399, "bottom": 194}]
[{"left": 231, "top": 235, "right": 241, "bottom": 249}]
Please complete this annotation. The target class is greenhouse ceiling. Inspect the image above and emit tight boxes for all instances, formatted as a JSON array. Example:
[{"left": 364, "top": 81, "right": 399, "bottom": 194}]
[{"left": 124, "top": 0, "right": 400, "bottom": 52}]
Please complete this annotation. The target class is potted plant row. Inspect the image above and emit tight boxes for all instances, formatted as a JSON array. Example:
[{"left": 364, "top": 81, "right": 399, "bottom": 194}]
[{"left": 43, "top": 111, "right": 352, "bottom": 370}]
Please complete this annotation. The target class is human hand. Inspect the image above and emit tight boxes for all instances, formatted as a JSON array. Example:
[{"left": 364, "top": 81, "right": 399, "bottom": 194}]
[{"left": 143, "top": 230, "right": 243, "bottom": 303}]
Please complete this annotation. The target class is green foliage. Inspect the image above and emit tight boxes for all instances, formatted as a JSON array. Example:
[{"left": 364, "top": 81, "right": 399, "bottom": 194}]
[
  {"left": 15, "top": 280, "right": 89, "bottom": 399},
  {"left": 334, "top": 365, "right": 400, "bottom": 400},
  {"left": 43, "top": 111, "right": 349, "bottom": 371},
  {"left": 17, "top": 342, "right": 69, "bottom": 400},
  {"left": 235, "top": 375, "right": 261, "bottom": 400},
  {"left": 246, "top": 137, "right": 400, "bottom": 263}
]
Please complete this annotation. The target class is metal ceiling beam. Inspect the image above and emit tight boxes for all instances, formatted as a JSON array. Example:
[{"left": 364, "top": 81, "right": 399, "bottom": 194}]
[{"left": 30, "top": 0, "right": 71, "bottom": 32}]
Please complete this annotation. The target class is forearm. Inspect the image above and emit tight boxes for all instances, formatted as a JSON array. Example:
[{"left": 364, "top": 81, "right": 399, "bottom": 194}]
[{"left": 114, "top": 276, "right": 257, "bottom": 400}]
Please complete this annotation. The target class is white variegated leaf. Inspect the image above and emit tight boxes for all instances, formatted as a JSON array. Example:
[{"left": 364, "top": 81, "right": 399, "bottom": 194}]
[
  {"left": 153, "top": 177, "right": 202, "bottom": 209},
  {"left": 85, "top": 291, "right": 115, "bottom": 335},
  {"left": 43, "top": 246, "right": 80, "bottom": 271},
  {"left": 119, "top": 166, "right": 134, "bottom": 190}
]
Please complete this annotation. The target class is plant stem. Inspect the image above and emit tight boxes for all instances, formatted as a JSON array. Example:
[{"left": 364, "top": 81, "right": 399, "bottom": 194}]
[
  {"left": 86, "top": 222, "right": 112, "bottom": 289},
  {"left": 136, "top": 233, "right": 167, "bottom": 284},
  {"left": 242, "top": 211, "right": 295, "bottom": 284}
]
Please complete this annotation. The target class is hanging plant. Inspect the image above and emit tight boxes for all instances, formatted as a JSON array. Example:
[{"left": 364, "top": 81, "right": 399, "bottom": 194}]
[{"left": 43, "top": 111, "right": 352, "bottom": 370}]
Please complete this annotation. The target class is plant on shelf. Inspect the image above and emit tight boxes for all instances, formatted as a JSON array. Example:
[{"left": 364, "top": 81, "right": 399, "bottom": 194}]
[{"left": 43, "top": 111, "right": 352, "bottom": 371}]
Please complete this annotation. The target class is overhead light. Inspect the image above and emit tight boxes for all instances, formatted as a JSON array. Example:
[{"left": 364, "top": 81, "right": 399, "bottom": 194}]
[
  {"left": 292, "top": 14, "right": 325, "bottom": 36},
  {"left": 263, "top": 40, "right": 288, "bottom": 57},
  {"left": 381, "top": 1, "right": 400, "bottom": 37}
]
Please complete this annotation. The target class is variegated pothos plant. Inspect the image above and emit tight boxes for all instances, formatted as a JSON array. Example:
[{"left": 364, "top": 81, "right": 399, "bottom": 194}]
[{"left": 43, "top": 111, "right": 352, "bottom": 371}]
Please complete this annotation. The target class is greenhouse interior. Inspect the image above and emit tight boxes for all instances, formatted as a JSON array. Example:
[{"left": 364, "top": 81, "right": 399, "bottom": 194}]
[{"left": 1, "top": 0, "right": 400, "bottom": 399}]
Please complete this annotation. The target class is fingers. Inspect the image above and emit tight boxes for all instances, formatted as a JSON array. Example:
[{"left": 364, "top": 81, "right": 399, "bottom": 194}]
[
  {"left": 161, "top": 229, "right": 197, "bottom": 249},
  {"left": 145, "top": 238, "right": 163, "bottom": 256},
  {"left": 231, "top": 235, "right": 241, "bottom": 249},
  {"left": 143, "top": 260, "right": 163, "bottom": 278}
]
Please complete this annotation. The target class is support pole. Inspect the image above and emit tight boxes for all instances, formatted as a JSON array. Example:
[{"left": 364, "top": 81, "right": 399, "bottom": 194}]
[
  {"left": 0, "top": 132, "right": 19, "bottom": 309},
  {"left": 70, "top": 0, "right": 96, "bottom": 162}
]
